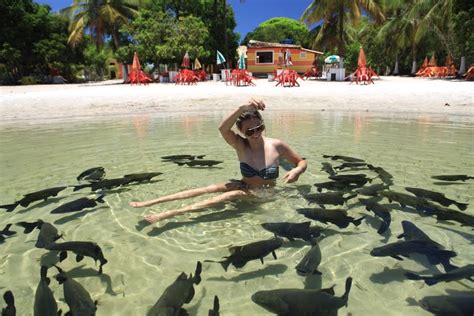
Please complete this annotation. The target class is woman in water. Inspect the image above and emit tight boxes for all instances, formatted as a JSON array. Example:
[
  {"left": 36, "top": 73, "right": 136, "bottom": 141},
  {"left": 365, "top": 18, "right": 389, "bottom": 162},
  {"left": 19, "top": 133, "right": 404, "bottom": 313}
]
[{"left": 130, "top": 98, "right": 307, "bottom": 223}]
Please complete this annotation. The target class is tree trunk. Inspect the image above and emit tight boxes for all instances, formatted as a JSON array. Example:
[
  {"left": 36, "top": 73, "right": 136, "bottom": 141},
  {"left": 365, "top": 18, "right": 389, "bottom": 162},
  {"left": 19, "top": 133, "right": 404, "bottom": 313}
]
[
  {"left": 393, "top": 55, "right": 399, "bottom": 75},
  {"left": 223, "top": 0, "right": 228, "bottom": 62},
  {"left": 122, "top": 64, "right": 129, "bottom": 83},
  {"left": 410, "top": 43, "right": 417, "bottom": 75},
  {"left": 338, "top": 4, "right": 345, "bottom": 68},
  {"left": 459, "top": 56, "right": 466, "bottom": 75}
]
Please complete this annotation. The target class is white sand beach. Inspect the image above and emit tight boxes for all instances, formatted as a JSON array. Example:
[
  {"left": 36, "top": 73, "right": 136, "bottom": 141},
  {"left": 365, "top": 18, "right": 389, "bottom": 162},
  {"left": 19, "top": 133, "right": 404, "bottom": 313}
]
[{"left": 0, "top": 76, "right": 473, "bottom": 124}]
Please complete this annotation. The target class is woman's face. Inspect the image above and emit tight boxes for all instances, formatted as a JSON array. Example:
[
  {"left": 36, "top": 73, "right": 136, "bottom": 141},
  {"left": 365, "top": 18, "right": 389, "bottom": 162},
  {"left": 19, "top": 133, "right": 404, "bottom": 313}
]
[{"left": 240, "top": 117, "right": 265, "bottom": 140}]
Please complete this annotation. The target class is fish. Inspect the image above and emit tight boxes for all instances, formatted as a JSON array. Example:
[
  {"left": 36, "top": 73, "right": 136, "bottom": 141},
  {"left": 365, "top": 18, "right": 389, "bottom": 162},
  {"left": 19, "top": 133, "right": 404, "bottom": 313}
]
[
  {"left": 208, "top": 296, "right": 220, "bottom": 316},
  {"left": 358, "top": 198, "right": 392, "bottom": 235},
  {"left": 295, "top": 239, "right": 322, "bottom": 276},
  {"left": 76, "top": 167, "right": 105, "bottom": 182},
  {"left": 297, "top": 208, "right": 365, "bottom": 229},
  {"left": 418, "top": 293, "right": 474, "bottom": 315},
  {"left": 34, "top": 266, "right": 60, "bottom": 316},
  {"left": 434, "top": 209, "right": 474, "bottom": 227},
  {"left": 380, "top": 191, "right": 443, "bottom": 214},
  {"left": 205, "top": 238, "right": 283, "bottom": 272},
  {"left": 46, "top": 241, "right": 108, "bottom": 274},
  {"left": 405, "top": 187, "right": 468, "bottom": 211},
  {"left": 334, "top": 162, "right": 368, "bottom": 170},
  {"left": 367, "top": 164, "right": 393, "bottom": 185},
  {"left": 251, "top": 277, "right": 352, "bottom": 315},
  {"left": 50, "top": 195, "right": 105, "bottom": 214},
  {"left": 0, "top": 186, "right": 68, "bottom": 212},
  {"left": 431, "top": 175, "right": 474, "bottom": 182},
  {"left": 323, "top": 154, "right": 365, "bottom": 162},
  {"left": 405, "top": 264, "right": 474, "bottom": 286},
  {"left": 175, "top": 160, "right": 223, "bottom": 167},
  {"left": 320, "top": 162, "right": 336, "bottom": 176},
  {"left": 161, "top": 154, "right": 205, "bottom": 161},
  {"left": 355, "top": 184, "right": 390, "bottom": 196},
  {"left": 73, "top": 177, "right": 131, "bottom": 191},
  {"left": 1, "top": 291, "right": 15, "bottom": 316},
  {"left": 313, "top": 181, "right": 360, "bottom": 193},
  {"left": 123, "top": 172, "right": 163, "bottom": 183},
  {"left": 54, "top": 265, "right": 97, "bottom": 315},
  {"left": 329, "top": 174, "right": 371, "bottom": 185},
  {"left": 370, "top": 240, "right": 457, "bottom": 266},
  {"left": 301, "top": 191, "right": 357, "bottom": 208},
  {"left": 147, "top": 261, "right": 202, "bottom": 316},
  {"left": 16, "top": 220, "right": 62, "bottom": 248},
  {"left": 260, "top": 221, "right": 323, "bottom": 242}
]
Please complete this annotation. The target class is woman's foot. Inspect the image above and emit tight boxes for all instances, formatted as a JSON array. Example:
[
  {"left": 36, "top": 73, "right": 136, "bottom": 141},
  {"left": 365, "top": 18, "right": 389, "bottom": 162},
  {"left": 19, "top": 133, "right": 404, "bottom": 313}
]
[
  {"left": 129, "top": 201, "right": 148, "bottom": 208},
  {"left": 144, "top": 211, "right": 177, "bottom": 223}
]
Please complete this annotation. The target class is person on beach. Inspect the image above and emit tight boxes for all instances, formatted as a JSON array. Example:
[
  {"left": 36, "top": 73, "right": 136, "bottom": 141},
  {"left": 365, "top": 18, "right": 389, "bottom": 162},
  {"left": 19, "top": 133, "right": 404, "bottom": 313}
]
[{"left": 130, "top": 98, "right": 307, "bottom": 223}]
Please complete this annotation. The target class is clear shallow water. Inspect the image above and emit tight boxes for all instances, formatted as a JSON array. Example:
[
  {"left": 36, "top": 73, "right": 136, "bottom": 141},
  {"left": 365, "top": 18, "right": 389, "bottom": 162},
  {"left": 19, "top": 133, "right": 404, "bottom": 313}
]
[{"left": 0, "top": 111, "right": 473, "bottom": 315}]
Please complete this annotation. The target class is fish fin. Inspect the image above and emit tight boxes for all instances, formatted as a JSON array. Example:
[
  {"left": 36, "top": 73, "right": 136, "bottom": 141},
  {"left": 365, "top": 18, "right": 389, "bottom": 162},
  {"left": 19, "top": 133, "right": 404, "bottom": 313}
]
[
  {"left": 220, "top": 259, "right": 231, "bottom": 272},
  {"left": 352, "top": 216, "right": 366, "bottom": 227},
  {"left": 0, "top": 203, "right": 18, "bottom": 212},
  {"left": 59, "top": 251, "right": 68, "bottom": 262},
  {"left": 271, "top": 250, "right": 277, "bottom": 260},
  {"left": 260, "top": 257, "right": 264, "bottom": 264},
  {"left": 3, "top": 290, "right": 14, "bottom": 306},
  {"left": 96, "top": 195, "right": 106, "bottom": 203},
  {"left": 98, "top": 264, "right": 103, "bottom": 275},
  {"left": 196, "top": 155, "right": 206, "bottom": 159},
  {"left": 391, "top": 255, "right": 404, "bottom": 261},
  {"left": 16, "top": 221, "right": 40, "bottom": 234},
  {"left": 396, "top": 233, "right": 405, "bottom": 239},
  {"left": 193, "top": 261, "right": 202, "bottom": 285},
  {"left": 76, "top": 254, "right": 84, "bottom": 262},
  {"left": 456, "top": 202, "right": 468, "bottom": 211},
  {"left": 424, "top": 278, "right": 438, "bottom": 286},
  {"left": 342, "top": 277, "right": 353, "bottom": 306}
]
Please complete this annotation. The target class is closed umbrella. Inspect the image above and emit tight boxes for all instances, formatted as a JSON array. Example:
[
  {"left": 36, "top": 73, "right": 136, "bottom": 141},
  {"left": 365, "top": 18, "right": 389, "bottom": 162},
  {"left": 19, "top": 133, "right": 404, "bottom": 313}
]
[
  {"left": 132, "top": 52, "right": 141, "bottom": 71},
  {"left": 238, "top": 54, "right": 246, "bottom": 69},
  {"left": 181, "top": 51, "right": 190, "bottom": 69},
  {"left": 324, "top": 55, "right": 340, "bottom": 64},
  {"left": 216, "top": 50, "right": 226, "bottom": 65},
  {"left": 357, "top": 47, "right": 367, "bottom": 68},
  {"left": 285, "top": 49, "right": 293, "bottom": 67},
  {"left": 429, "top": 55, "right": 437, "bottom": 67},
  {"left": 194, "top": 58, "right": 202, "bottom": 70}
]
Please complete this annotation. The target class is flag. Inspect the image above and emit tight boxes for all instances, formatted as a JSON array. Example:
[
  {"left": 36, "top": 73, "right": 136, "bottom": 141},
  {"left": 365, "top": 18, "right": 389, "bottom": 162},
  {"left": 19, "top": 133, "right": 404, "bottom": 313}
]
[
  {"left": 194, "top": 58, "right": 202, "bottom": 69},
  {"left": 216, "top": 50, "right": 226, "bottom": 65}
]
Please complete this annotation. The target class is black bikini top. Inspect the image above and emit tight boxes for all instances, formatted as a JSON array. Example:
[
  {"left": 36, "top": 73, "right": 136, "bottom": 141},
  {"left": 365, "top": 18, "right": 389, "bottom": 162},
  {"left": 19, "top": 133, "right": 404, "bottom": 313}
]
[{"left": 240, "top": 162, "right": 279, "bottom": 180}]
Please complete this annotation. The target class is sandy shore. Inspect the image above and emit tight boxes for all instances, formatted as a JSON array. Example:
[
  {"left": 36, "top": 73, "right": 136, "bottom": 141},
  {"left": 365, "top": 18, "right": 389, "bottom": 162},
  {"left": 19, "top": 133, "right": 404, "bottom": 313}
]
[{"left": 0, "top": 76, "right": 472, "bottom": 124}]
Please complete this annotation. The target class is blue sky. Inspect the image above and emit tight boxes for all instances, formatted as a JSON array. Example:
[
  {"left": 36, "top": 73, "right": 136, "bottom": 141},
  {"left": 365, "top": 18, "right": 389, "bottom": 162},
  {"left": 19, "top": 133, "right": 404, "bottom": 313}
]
[{"left": 35, "top": 0, "right": 313, "bottom": 40}]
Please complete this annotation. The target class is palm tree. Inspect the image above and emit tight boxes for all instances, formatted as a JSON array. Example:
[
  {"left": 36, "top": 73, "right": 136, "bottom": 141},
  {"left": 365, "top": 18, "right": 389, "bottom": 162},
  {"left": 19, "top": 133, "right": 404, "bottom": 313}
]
[
  {"left": 61, "top": 0, "right": 143, "bottom": 51},
  {"left": 301, "top": 0, "right": 385, "bottom": 66}
]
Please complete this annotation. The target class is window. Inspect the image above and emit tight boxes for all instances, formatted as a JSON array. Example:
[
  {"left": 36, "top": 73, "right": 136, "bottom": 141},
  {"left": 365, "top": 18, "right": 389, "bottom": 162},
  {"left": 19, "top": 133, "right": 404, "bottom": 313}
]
[
  {"left": 300, "top": 52, "right": 306, "bottom": 59},
  {"left": 256, "top": 51, "right": 273, "bottom": 64}
]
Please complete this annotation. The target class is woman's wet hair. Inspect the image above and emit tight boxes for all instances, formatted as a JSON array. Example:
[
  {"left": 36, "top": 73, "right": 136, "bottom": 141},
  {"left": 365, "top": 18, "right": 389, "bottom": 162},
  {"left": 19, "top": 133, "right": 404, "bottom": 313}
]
[{"left": 236, "top": 111, "right": 263, "bottom": 131}]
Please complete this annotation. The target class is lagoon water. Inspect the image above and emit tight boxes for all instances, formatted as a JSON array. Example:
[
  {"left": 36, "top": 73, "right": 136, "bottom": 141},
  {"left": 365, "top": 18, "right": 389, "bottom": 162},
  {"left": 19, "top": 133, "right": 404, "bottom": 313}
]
[{"left": 0, "top": 111, "right": 473, "bottom": 315}]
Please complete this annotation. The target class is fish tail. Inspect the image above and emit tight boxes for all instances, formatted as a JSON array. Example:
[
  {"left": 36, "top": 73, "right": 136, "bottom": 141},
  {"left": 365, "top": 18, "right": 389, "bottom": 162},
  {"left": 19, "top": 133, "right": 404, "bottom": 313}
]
[
  {"left": 352, "top": 216, "right": 366, "bottom": 227},
  {"left": 0, "top": 202, "right": 18, "bottom": 212},
  {"left": 193, "top": 261, "right": 202, "bottom": 285},
  {"left": 3, "top": 290, "right": 14, "bottom": 306},
  {"left": 342, "top": 277, "right": 353, "bottom": 307},
  {"left": 16, "top": 221, "right": 40, "bottom": 234},
  {"left": 96, "top": 194, "right": 106, "bottom": 203},
  {"left": 0, "top": 224, "right": 16, "bottom": 236},
  {"left": 455, "top": 202, "right": 468, "bottom": 211}
]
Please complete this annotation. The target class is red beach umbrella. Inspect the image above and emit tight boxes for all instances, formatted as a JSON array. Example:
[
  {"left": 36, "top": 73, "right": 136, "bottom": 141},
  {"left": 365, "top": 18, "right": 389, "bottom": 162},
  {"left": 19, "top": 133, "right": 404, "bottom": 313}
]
[
  {"left": 357, "top": 47, "right": 367, "bottom": 68},
  {"left": 428, "top": 55, "right": 437, "bottom": 67},
  {"left": 181, "top": 51, "right": 190, "bottom": 69},
  {"left": 421, "top": 56, "right": 429, "bottom": 68},
  {"left": 132, "top": 52, "right": 141, "bottom": 71}
]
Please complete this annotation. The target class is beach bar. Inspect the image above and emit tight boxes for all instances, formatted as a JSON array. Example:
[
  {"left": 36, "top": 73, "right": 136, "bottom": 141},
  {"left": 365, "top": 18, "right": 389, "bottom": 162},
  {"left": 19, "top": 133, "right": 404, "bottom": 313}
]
[{"left": 246, "top": 40, "right": 323, "bottom": 76}]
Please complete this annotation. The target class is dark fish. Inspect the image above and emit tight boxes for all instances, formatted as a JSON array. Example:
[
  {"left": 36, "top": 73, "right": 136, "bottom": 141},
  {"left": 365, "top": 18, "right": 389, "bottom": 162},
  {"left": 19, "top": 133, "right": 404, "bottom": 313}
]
[
  {"left": 370, "top": 240, "right": 457, "bottom": 266},
  {"left": 405, "top": 264, "right": 474, "bottom": 286},
  {"left": 251, "top": 277, "right": 352, "bottom": 315},
  {"left": 323, "top": 154, "right": 365, "bottom": 162},
  {"left": 161, "top": 154, "right": 205, "bottom": 161},
  {"left": 123, "top": 172, "right": 163, "bottom": 183},
  {"left": 329, "top": 174, "right": 371, "bottom": 185},
  {"left": 208, "top": 296, "right": 220, "bottom": 316},
  {"left": 76, "top": 167, "right": 105, "bottom": 182},
  {"left": 73, "top": 177, "right": 131, "bottom": 192},
  {"left": 313, "top": 181, "right": 360, "bottom": 193},
  {"left": 380, "top": 191, "right": 442, "bottom": 214},
  {"left": 34, "top": 266, "right": 60, "bottom": 316},
  {"left": 434, "top": 209, "right": 474, "bottom": 227},
  {"left": 50, "top": 195, "right": 105, "bottom": 214},
  {"left": 0, "top": 224, "right": 16, "bottom": 244},
  {"left": 320, "top": 162, "right": 336, "bottom": 176},
  {"left": 0, "top": 186, "right": 67, "bottom": 211},
  {"left": 405, "top": 187, "right": 468, "bottom": 211},
  {"left": 367, "top": 164, "right": 393, "bottom": 185},
  {"left": 261, "top": 221, "right": 322, "bottom": 242},
  {"left": 295, "top": 239, "right": 322, "bottom": 276},
  {"left": 334, "top": 162, "right": 368, "bottom": 170},
  {"left": 301, "top": 191, "right": 357, "bottom": 208},
  {"left": 297, "top": 208, "right": 365, "bottom": 229},
  {"left": 16, "top": 220, "right": 62, "bottom": 248},
  {"left": 431, "top": 175, "right": 473, "bottom": 182},
  {"left": 358, "top": 198, "right": 392, "bottom": 235},
  {"left": 46, "top": 241, "right": 108, "bottom": 274},
  {"left": 1, "top": 291, "right": 15, "bottom": 316},
  {"left": 419, "top": 293, "right": 474, "bottom": 315},
  {"left": 355, "top": 184, "right": 390, "bottom": 196},
  {"left": 54, "top": 265, "right": 97, "bottom": 315},
  {"left": 205, "top": 238, "right": 283, "bottom": 271},
  {"left": 147, "top": 261, "right": 202, "bottom": 316},
  {"left": 175, "top": 160, "right": 223, "bottom": 167}
]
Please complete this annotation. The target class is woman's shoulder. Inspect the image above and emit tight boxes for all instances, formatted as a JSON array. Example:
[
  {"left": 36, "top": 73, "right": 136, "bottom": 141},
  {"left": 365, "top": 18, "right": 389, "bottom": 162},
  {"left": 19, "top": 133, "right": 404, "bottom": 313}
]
[{"left": 265, "top": 137, "right": 286, "bottom": 147}]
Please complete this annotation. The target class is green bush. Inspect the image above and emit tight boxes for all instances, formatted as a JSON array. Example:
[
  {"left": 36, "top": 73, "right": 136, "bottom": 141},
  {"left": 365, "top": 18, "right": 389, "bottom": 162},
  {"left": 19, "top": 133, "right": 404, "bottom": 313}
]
[{"left": 19, "top": 76, "right": 39, "bottom": 85}]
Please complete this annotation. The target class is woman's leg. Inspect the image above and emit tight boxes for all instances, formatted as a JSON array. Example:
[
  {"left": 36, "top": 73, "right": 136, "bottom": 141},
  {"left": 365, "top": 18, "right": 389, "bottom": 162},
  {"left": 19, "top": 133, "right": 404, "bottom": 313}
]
[
  {"left": 144, "top": 189, "right": 249, "bottom": 224},
  {"left": 129, "top": 181, "right": 242, "bottom": 208}
]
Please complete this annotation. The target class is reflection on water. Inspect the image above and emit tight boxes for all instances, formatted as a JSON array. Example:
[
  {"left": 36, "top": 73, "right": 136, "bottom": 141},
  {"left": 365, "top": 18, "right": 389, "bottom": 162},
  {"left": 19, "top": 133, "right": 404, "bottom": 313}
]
[{"left": 0, "top": 111, "right": 473, "bottom": 315}]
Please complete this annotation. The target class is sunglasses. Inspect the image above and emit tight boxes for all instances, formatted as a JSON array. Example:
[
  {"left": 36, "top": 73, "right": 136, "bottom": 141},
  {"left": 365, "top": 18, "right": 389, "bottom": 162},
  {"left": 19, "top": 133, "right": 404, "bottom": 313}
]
[{"left": 245, "top": 123, "right": 265, "bottom": 137}]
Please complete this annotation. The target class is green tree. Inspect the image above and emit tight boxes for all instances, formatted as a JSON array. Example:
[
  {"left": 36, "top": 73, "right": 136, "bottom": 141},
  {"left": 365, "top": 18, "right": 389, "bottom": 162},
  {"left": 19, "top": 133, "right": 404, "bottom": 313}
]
[
  {"left": 243, "top": 17, "right": 310, "bottom": 46},
  {"left": 301, "top": 0, "right": 385, "bottom": 65}
]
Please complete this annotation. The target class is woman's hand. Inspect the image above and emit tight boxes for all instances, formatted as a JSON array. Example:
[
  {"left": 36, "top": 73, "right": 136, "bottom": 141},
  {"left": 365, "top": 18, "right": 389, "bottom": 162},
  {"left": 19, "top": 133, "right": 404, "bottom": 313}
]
[
  {"left": 282, "top": 168, "right": 301, "bottom": 183},
  {"left": 241, "top": 98, "right": 265, "bottom": 112}
]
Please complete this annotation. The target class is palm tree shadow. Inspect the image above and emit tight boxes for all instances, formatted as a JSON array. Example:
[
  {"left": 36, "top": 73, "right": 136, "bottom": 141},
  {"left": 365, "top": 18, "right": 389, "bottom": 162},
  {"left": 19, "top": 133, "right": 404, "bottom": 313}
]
[
  {"left": 66, "top": 265, "right": 119, "bottom": 296},
  {"left": 53, "top": 206, "right": 108, "bottom": 225},
  {"left": 206, "top": 264, "right": 288, "bottom": 282}
]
